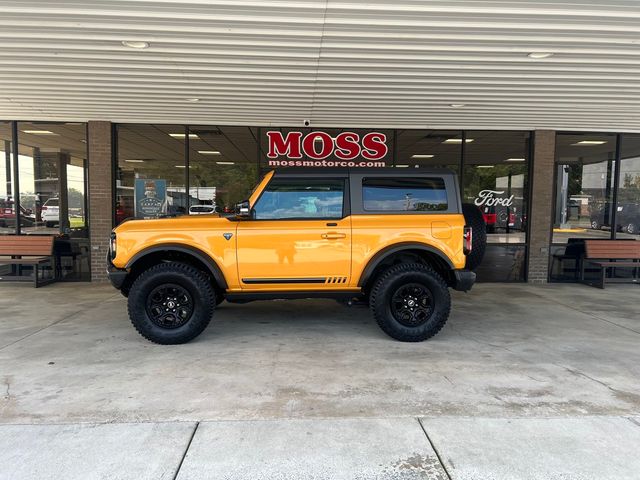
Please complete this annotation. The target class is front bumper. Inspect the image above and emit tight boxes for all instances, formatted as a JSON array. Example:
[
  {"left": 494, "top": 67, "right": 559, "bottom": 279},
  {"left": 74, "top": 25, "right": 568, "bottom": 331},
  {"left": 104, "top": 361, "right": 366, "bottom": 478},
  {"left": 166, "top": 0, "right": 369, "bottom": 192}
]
[
  {"left": 106, "top": 264, "right": 128, "bottom": 290},
  {"left": 452, "top": 269, "right": 476, "bottom": 292}
]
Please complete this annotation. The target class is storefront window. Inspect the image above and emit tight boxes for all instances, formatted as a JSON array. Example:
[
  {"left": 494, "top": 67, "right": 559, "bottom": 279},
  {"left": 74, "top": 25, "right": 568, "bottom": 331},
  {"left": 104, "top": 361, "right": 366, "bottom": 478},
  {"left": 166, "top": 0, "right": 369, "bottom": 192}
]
[
  {"left": 116, "top": 124, "right": 188, "bottom": 224},
  {"left": 396, "top": 130, "right": 462, "bottom": 171},
  {"left": 617, "top": 134, "right": 640, "bottom": 239},
  {"left": 16, "top": 123, "right": 88, "bottom": 238},
  {"left": 0, "top": 122, "right": 15, "bottom": 235},
  {"left": 462, "top": 131, "right": 530, "bottom": 244},
  {"left": 552, "top": 133, "right": 617, "bottom": 243},
  {"left": 0, "top": 122, "right": 89, "bottom": 280},
  {"left": 187, "top": 126, "right": 258, "bottom": 214}
]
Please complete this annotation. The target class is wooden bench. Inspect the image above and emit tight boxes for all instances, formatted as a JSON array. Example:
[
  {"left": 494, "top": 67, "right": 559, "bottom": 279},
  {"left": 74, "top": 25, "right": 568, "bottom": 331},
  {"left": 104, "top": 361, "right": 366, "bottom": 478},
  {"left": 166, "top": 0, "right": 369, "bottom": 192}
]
[
  {"left": 580, "top": 239, "right": 640, "bottom": 288},
  {"left": 0, "top": 236, "right": 56, "bottom": 287}
]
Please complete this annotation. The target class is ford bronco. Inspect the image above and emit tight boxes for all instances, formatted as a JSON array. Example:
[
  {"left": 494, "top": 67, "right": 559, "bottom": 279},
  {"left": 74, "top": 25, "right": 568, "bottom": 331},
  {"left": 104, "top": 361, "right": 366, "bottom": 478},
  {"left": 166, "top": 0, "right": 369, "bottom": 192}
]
[{"left": 108, "top": 169, "right": 486, "bottom": 344}]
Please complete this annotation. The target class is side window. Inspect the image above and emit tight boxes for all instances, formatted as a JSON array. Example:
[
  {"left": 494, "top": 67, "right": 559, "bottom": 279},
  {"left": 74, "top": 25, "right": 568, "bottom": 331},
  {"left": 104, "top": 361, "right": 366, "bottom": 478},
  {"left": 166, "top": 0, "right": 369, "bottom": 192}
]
[
  {"left": 253, "top": 178, "right": 345, "bottom": 220},
  {"left": 362, "top": 177, "right": 448, "bottom": 212}
]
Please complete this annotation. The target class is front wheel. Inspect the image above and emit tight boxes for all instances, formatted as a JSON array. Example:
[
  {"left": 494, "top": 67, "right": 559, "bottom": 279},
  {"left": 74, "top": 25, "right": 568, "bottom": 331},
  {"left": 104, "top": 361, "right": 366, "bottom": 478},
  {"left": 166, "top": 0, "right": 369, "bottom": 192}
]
[
  {"left": 127, "top": 262, "right": 215, "bottom": 344},
  {"left": 369, "top": 263, "right": 451, "bottom": 342}
]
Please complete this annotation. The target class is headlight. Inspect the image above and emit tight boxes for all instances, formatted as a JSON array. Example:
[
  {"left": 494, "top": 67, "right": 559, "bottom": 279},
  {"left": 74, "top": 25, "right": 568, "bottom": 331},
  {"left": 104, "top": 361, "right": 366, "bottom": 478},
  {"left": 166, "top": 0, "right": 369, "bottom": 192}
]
[{"left": 109, "top": 232, "right": 117, "bottom": 260}]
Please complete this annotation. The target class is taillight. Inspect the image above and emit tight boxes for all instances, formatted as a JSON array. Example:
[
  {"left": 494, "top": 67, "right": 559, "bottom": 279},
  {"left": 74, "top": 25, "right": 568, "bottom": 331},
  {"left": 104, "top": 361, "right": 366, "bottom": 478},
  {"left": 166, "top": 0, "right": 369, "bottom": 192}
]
[
  {"left": 463, "top": 226, "right": 472, "bottom": 255},
  {"left": 41, "top": 206, "right": 47, "bottom": 211}
]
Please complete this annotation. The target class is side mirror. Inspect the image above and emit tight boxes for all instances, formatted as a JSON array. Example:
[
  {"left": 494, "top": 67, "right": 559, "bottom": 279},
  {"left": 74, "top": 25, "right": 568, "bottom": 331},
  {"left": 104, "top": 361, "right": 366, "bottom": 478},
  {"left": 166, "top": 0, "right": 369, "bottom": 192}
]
[{"left": 236, "top": 200, "right": 251, "bottom": 218}]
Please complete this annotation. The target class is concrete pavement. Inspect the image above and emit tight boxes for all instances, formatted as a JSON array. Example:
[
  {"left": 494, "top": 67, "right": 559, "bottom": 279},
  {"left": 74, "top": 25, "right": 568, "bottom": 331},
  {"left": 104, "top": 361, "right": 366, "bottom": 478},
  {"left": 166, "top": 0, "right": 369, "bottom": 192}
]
[{"left": 0, "top": 282, "right": 639, "bottom": 478}]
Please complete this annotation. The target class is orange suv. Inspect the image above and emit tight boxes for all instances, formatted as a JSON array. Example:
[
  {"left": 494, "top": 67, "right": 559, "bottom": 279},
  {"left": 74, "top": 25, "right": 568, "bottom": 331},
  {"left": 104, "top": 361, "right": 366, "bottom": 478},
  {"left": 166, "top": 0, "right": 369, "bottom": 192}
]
[{"left": 108, "top": 169, "right": 486, "bottom": 344}]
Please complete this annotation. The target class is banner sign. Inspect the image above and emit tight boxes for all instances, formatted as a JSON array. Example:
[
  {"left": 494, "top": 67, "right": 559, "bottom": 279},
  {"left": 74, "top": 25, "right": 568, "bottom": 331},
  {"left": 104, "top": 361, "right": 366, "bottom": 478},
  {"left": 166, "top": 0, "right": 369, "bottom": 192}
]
[
  {"left": 266, "top": 131, "right": 388, "bottom": 168},
  {"left": 135, "top": 179, "right": 167, "bottom": 218}
]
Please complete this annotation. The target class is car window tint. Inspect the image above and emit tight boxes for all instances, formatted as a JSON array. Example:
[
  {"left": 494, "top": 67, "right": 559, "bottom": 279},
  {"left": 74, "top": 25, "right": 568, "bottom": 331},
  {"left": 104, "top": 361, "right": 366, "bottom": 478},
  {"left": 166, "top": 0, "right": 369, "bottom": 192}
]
[
  {"left": 363, "top": 177, "right": 447, "bottom": 211},
  {"left": 253, "top": 179, "right": 344, "bottom": 220},
  {"left": 46, "top": 198, "right": 59, "bottom": 207}
]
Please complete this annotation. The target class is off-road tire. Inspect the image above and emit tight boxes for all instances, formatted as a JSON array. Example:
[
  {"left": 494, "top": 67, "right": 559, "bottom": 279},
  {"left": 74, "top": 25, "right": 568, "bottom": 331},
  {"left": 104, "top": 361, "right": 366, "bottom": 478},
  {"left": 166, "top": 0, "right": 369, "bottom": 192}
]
[
  {"left": 369, "top": 263, "right": 451, "bottom": 342},
  {"left": 461, "top": 203, "right": 487, "bottom": 271},
  {"left": 591, "top": 219, "right": 600, "bottom": 230},
  {"left": 127, "top": 262, "right": 215, "bottom": 344}
]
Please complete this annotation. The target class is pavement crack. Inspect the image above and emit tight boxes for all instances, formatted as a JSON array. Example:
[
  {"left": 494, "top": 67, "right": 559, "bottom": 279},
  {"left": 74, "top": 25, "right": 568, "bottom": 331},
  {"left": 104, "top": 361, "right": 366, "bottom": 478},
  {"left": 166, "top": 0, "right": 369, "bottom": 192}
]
[
  {"left": 627, "top": 417, "right": 640, "bottom": 428},
  {"left": 417, "top": 418, "right": 453, "bottom": 480},
  {"left": 172, "top": 421, "right": 199, "bottom": 480},
  {"left": 562, "top": 366, "right": 616, "bottom": 392}
]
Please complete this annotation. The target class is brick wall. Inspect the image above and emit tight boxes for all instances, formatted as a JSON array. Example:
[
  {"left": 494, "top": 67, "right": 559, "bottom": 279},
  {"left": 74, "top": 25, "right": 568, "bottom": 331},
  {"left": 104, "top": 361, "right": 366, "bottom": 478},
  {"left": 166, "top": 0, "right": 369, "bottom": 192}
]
[
  {"left": 88, "top": 121, "right": 113, "bottom": 282},
  {"left": 527, "top": 130, "right": 556, "bottom": 283}
]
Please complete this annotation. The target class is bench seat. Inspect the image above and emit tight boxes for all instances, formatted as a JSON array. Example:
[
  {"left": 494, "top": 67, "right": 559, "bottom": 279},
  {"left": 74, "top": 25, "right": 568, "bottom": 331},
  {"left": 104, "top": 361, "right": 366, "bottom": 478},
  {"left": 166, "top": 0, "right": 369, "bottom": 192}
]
[
  {"left": 0, "top": 236, "right": 56, "bottom": 287},
  {"left": 581, "top": 240, "right": 640, "bottom": 289}
]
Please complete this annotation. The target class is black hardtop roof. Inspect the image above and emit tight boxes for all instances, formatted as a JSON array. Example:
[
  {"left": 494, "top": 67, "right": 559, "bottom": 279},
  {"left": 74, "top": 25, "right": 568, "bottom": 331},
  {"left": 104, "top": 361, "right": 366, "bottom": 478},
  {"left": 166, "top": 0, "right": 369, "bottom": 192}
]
[{"left": 271, "top": 167, "right": 457, "bottom": 178}]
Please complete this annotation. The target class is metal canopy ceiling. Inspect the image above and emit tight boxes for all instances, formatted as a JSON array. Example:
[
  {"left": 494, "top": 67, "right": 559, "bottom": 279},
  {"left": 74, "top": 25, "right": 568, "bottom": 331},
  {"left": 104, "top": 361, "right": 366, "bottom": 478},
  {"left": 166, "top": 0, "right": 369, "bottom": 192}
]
[{"left": 1, "top": 0, "right": 640, "bottom": 131}]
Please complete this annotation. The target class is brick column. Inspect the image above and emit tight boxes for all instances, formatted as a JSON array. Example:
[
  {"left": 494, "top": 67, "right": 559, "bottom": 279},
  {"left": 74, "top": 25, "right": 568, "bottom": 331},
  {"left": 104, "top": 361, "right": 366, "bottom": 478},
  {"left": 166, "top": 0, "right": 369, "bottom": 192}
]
[
  {"left": 527, "top": 130, "right": 556, "bottom": 283},
  {"left": 88, "top": 121, "right": 113, "bottom": 282}
]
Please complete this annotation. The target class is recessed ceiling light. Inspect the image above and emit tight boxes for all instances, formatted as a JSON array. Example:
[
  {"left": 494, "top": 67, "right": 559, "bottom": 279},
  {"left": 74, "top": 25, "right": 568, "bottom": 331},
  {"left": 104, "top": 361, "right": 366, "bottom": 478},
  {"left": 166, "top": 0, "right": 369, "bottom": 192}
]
[
  {"left": 122, "top": 40, "right": 149, "bottom": 49},
  {"left": 21, "top": 130, "right": 57, "bottom": 135},
  {"left": 395, "top": 164, "right": 409, "bottom": 168},
  {"left": 506, "top": 158, "right": 526, "bottom": 162},
  {"left": 528, "top": 52, "right": 553, "bottom": 59},
  {"left": 169, "top": 133, "right": 199, "bottom": 139},
  {"left": 216, "top": 161, "right": 235, "bottom": 165},
  {"left": 449, "top": 103, "right": 465, "bottom": 108},
  {"left": 411, "top": 154, "right": 435, "bottom": 159},
  {"left": 124, "top": 159, "right": 145, "bottom": 163},
  {"left": 175, "top": 165, "right": 193, "bottom": 168},
  {"left": 80, "top": 139, "right": 87, "bottom": 143},
  {"left": 477, "top": 165, "right": 494, "bottom": 168},
  {"left": 198, "top": 150, "right": 221, "bottom": 155},
  {"left": 571, "top": 140, "right": 607, "bottom": 146},
  {"left": 443, "top": 138, "right": 474, "bottom": 144},
  {"left": 185, "top": 98, "right": 200, "bottom": 103}
]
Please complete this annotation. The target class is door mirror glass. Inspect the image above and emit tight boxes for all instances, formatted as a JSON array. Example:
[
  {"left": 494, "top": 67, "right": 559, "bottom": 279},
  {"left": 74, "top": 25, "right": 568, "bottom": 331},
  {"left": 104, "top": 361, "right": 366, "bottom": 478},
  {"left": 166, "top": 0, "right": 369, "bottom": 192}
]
[{"left": 235, "top": 200, "right": 251, "bottom": 218}]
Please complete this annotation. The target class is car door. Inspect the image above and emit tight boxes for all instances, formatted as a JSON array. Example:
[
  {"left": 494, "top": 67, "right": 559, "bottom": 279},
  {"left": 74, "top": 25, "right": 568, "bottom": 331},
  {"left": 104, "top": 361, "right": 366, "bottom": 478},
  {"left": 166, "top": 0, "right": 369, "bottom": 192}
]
[{"left": 236, "top": 176, "right": 351, "bottom": 289}]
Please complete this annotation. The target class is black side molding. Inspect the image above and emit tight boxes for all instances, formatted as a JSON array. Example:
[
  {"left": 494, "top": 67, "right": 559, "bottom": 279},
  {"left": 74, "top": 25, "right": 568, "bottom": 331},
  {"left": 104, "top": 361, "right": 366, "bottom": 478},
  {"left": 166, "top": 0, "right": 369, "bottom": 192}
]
[{"left": 242, "top": 277, "right": 326, "bottom": 284}]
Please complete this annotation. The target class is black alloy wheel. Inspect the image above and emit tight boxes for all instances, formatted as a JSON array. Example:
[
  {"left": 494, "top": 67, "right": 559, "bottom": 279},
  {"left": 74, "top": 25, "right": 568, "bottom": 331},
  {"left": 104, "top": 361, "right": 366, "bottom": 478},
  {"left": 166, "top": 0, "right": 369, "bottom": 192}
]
[
  {"left": 390, "top": 283, "right": 433, "bottom": 327},
  {"left": 146, "top": 284, "right": 194, "bottom": 329}
]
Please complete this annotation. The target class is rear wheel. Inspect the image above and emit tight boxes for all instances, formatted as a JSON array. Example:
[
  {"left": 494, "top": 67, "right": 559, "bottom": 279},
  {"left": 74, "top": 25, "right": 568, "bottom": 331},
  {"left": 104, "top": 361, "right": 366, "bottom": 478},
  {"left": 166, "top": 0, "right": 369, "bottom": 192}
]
[
  {"left": 591, "top": 219, "right": 600, "bottom": 230},
  {"left": 627, "top": 222, "right": 638, "bottom": 235},
  {"left": 127, "top": 262, "right": 215, "bottom": 344},
  {"left": 369, "top": 263, "right": 451, "bottom": 342},
  {"left": 461, "top": 203, "right": 487, "bottom": 271}
]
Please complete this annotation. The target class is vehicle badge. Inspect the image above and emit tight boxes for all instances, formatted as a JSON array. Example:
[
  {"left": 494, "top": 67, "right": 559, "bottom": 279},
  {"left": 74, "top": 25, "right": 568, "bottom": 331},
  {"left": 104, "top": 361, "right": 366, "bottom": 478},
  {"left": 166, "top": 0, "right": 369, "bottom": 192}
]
[{"left": 223, "top": 233, "right": 233, "bottom": 241}]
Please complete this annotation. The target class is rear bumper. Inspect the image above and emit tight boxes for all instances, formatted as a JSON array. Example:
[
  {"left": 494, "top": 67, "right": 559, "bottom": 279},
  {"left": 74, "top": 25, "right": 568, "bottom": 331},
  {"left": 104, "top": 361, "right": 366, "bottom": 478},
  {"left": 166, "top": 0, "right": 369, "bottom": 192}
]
[
  {"left": 106, "top": 264, "right": 128, "bottom": 290},
  {"left": 452, "top": 269, "right": 476, "bottom": 292}
]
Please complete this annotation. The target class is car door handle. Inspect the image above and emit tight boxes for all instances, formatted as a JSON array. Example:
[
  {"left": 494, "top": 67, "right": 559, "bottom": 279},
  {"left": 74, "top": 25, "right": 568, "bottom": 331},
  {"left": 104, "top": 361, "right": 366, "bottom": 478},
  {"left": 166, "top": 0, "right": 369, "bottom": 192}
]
[{"left": 321, "top": 232, "right": 346, "bottom": 239}]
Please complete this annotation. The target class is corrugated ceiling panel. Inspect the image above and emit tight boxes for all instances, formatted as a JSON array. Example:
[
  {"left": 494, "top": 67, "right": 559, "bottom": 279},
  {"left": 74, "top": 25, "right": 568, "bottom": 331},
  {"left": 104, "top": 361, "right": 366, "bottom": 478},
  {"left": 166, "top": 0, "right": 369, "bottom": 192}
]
[{"left": 0, "top": 0, "right": 639, "bottom": 130}]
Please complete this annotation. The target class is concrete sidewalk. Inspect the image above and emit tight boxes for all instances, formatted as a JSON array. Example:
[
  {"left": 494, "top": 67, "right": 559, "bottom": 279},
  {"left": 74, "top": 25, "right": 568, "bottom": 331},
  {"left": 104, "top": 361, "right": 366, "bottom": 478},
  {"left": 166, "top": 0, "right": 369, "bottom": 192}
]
[
  {"left": 1, "top": 282, "right": 639, "bottom": 479},
  {"left": 2, "top": 417, "right": 640, "bottom": 479}
]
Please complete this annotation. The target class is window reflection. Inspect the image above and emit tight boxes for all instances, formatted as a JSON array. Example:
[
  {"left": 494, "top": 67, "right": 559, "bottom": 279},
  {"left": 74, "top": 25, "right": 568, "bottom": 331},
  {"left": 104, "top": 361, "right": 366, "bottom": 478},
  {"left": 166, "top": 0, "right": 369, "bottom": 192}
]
[
  {"left": 617, "top": 134, "right": 640, "bottom": 238},
  {"left": 553, "top": 133, "right": 617, "bottom": 243},
  {"left": 188, "top": 126, "right": 258, "bottom": 214},
  {"left": 116, "top": 124, "right": 188, "bottom": 223},
  {"left": 463, "top": 131, "right": 530, "bottom": 244}
]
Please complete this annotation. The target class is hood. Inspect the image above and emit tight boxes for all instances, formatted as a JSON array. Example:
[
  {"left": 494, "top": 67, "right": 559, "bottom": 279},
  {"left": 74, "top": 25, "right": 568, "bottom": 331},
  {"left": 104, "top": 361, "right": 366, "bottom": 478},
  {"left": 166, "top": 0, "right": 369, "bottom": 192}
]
[{"left": 114, "top": 214, "right": 232, "bottom": 233}]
